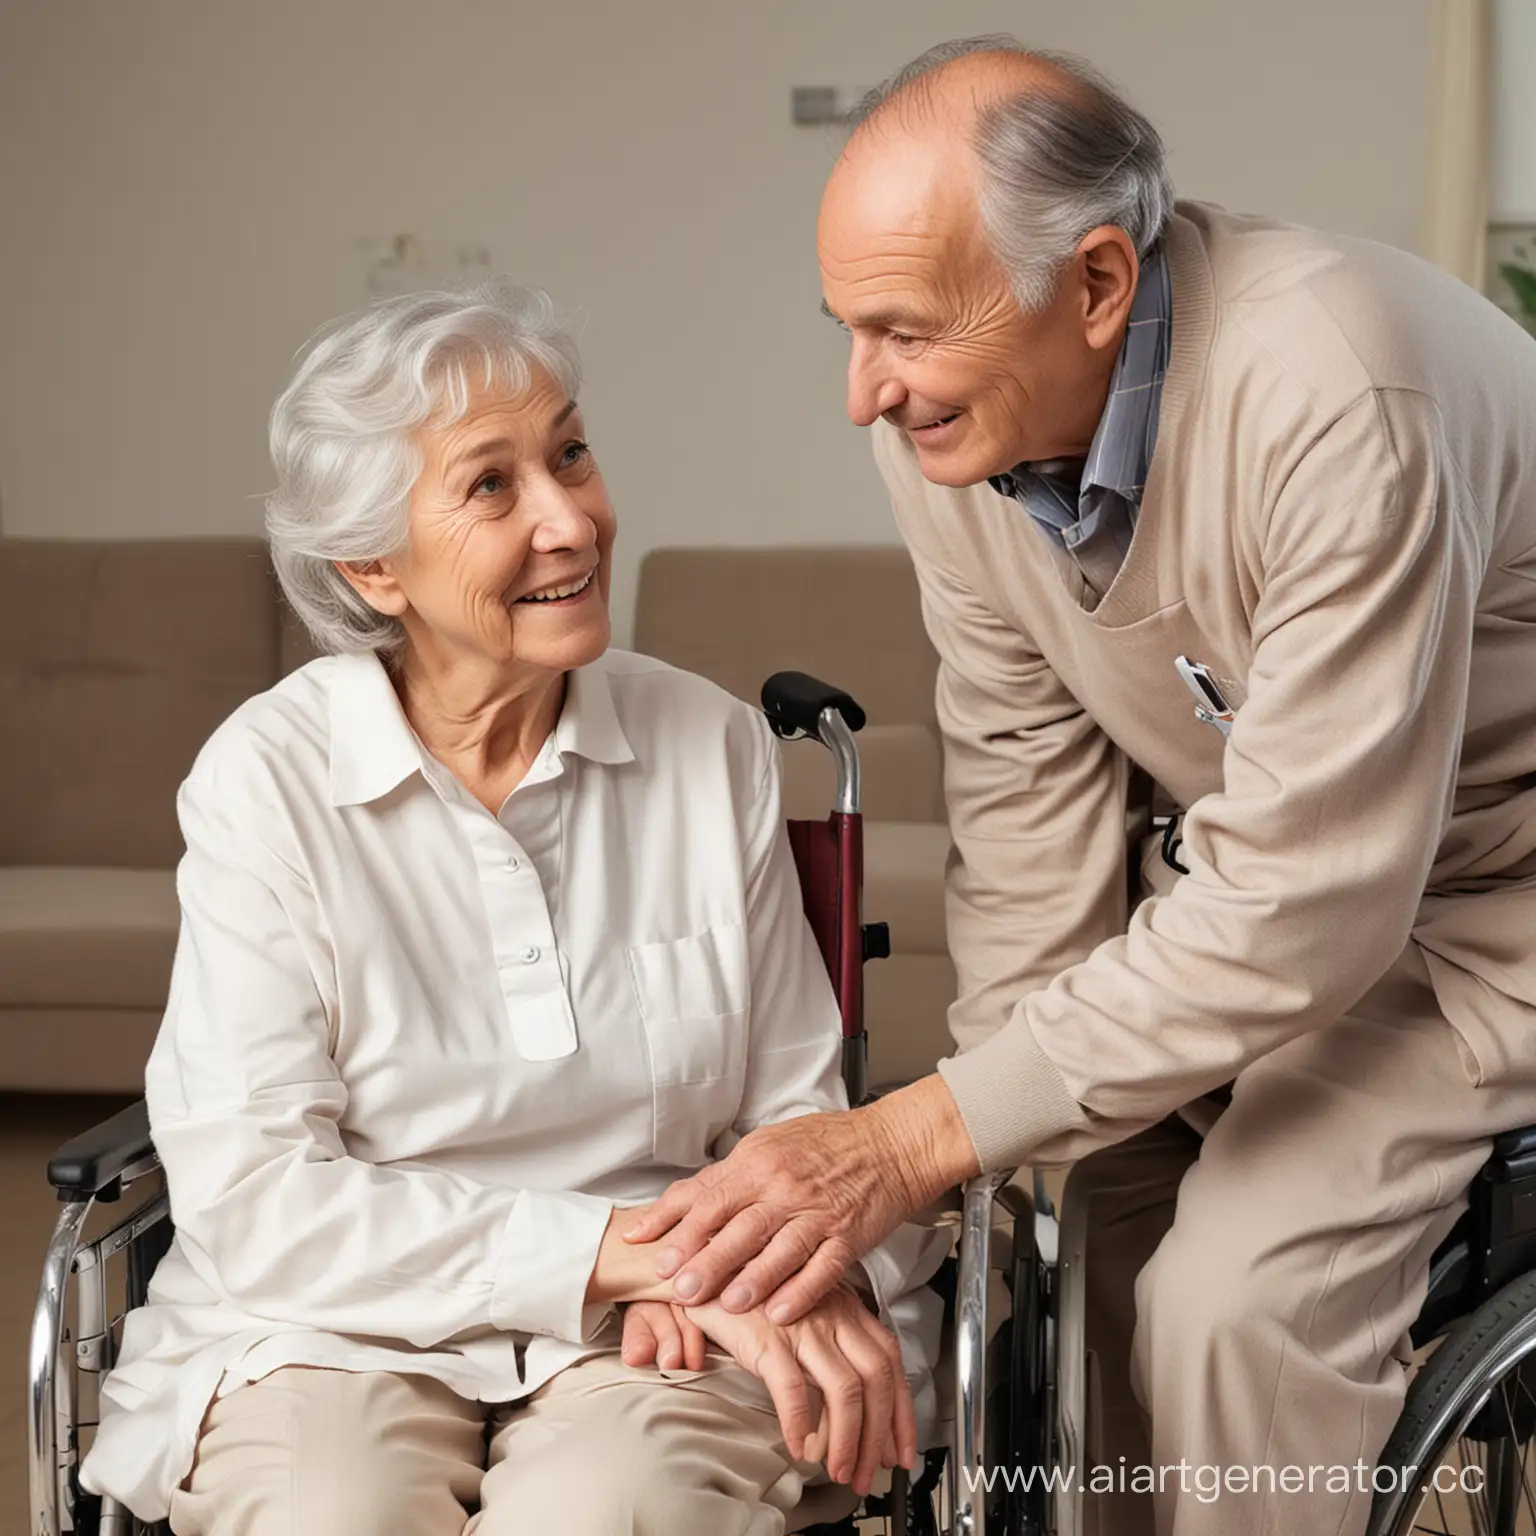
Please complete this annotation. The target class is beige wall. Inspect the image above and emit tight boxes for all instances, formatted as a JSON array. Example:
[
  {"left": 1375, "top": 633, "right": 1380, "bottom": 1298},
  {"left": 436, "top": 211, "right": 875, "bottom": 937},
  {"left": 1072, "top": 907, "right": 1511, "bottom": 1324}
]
[
  {"left": 1494, "top": 0, "right": 1536, "bottom": 221},
  {"left": 0, "top": 0, "right": 1434, "bottom": 644}
]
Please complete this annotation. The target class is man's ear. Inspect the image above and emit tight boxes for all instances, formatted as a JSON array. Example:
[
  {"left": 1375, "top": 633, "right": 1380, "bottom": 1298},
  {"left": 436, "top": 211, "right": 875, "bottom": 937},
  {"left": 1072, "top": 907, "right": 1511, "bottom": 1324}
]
[
  {"left": 1077, "top": 225, "right": 1139, "bottom": 352},
  {"left": 335, "top": 559, "right": 409, "bottom": 618}
]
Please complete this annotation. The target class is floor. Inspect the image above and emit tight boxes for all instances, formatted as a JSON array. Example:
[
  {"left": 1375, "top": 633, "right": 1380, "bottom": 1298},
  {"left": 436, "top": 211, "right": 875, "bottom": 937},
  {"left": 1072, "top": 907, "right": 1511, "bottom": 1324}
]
[{"left": 1, "top": 1092, "right": 136, "bottom": 1533}]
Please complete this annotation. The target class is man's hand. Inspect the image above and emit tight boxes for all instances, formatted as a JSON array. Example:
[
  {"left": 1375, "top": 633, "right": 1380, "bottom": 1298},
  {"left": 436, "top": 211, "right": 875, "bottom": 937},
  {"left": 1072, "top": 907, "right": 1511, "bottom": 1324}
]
[
  {"left": 624, "top": 1075, "right": 979, "bottom": 1322},
  {"left": 620, "top": 1300, "right": 708, "bottom": 1372},
  {"left": 686, "top": 1279, "right": 916, "bottom": 1494}
]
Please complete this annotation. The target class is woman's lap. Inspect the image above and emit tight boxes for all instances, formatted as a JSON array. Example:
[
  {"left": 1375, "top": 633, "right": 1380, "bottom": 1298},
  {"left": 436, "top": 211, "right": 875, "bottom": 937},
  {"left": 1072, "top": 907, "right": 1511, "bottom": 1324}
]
[
  {"left": 168, "top": 1368, "right": 485, "bottom": 1536},
  {"left": 169, "top": 1354, "right": 809, "bottom": 1536}
]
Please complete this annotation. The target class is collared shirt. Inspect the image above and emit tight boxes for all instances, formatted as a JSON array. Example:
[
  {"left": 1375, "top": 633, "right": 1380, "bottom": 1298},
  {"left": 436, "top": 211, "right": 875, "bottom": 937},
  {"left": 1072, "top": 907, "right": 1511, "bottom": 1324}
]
[
  {"left": 82, "top": 648, "right": 946, "bottom": 1522},
  {"left": 989, "top": 244, "right": 1173, "bottom": 602}
]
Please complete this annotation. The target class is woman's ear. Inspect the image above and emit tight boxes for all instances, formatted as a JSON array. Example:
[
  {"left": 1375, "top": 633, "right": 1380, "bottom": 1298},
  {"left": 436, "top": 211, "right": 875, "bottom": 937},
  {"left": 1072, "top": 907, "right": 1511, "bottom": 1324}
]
[
  {"left": 335, "top": 558, "right": 409, "bottom": 617},
  {"left": 1077, "top": 225, "right": 1140, "bottom": 352}
]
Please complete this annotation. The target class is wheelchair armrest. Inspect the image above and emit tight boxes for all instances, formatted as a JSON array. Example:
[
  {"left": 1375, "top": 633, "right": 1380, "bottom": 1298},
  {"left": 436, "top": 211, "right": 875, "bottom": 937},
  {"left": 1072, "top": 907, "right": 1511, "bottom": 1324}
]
[
  {"left": 48, "top": 1098, "right": 158, "bottom": 1204},
  {"left": 1489, "top": 1124, "right": 1536, "bottom": 1182}
]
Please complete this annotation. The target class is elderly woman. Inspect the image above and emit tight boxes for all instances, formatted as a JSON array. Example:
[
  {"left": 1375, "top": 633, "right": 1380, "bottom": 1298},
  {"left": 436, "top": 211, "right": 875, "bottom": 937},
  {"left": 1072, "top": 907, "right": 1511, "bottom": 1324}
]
[{"left": 79, "top": 281, "right": 944, "bottom": 1535}]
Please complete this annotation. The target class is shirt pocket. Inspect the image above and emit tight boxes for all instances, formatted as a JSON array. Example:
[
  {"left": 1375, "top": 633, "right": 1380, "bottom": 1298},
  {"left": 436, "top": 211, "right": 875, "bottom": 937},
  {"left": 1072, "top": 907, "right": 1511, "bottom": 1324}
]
[{"left": 627, "top": 923, "right": 750, "bottom": 1168}]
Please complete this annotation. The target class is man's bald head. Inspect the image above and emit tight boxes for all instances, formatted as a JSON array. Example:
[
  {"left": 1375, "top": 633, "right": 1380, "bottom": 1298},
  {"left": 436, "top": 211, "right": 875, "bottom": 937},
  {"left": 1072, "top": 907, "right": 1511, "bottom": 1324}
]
[
  {"left": 817, "top": 38, "right": 1173, "bottom": 486},
  {"left": 846, "top": 43, "right": 1074, "bottom": 147},
  {"left": 833, "top": 37, "right": 1172, "bottom": 314}
]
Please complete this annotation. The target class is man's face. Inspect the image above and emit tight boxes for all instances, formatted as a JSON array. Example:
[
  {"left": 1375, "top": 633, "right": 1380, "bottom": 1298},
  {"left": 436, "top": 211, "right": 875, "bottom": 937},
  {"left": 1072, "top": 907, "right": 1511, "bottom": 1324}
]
[{"left": 818, "top": 128, "right": 1116, "bottom": 488}]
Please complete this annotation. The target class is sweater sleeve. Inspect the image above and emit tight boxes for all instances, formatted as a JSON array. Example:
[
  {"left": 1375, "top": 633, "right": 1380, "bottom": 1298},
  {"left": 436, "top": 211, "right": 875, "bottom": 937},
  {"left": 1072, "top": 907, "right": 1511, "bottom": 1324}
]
[
  {"left": 939, "top": 388, "right": 1484, "bottom": 1169},
  {"left": 874, "top": 423, "right": 1134, "bottom": 1056}
]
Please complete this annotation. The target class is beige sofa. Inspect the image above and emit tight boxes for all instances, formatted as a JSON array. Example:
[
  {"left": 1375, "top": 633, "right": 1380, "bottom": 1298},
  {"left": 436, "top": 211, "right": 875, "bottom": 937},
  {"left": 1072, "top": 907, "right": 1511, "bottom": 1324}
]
[
  {"left": 0, "top": 538, "right": 313, "bottom": 1091},
  {"left": 0, "top": 538, "right": 956, "bottom": 1095}
]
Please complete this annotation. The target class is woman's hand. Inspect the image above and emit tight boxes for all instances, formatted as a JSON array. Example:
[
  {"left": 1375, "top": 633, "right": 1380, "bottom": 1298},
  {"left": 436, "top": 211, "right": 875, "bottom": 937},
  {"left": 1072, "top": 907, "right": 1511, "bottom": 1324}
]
[
  {"left": 619, "top": 1300, "right": 708, "bottom": 1373},
  {"left": 685, "top": 1278, "right": 916, "bottom": 1496}
]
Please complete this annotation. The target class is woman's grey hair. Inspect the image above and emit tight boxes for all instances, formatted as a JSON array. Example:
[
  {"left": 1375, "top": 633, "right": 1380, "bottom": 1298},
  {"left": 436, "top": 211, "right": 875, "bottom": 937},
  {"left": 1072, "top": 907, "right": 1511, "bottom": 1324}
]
[
  {"left": 265, "top": 279, "right": 582, "bottom": 657},
  {"left": 849, "top": 36, "right": 1175, "bottom": 313}
]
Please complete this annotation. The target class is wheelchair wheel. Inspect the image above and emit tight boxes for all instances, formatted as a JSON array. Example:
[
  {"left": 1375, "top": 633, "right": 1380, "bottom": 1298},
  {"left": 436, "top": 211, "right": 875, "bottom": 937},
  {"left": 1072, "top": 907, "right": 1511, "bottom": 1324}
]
[{"left": 1369, "top": 1266, "right": 1536, "bottom": 1536}]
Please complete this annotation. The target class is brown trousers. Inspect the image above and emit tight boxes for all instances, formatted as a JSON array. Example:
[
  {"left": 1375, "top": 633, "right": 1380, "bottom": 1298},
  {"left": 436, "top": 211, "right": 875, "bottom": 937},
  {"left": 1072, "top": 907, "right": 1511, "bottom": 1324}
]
[
  {"left": 1072, "top": 945, "right": 1536, "bottom": 1536},
  {"left": 168, "top": 1350, "right": 820, "bottom": 1536}
]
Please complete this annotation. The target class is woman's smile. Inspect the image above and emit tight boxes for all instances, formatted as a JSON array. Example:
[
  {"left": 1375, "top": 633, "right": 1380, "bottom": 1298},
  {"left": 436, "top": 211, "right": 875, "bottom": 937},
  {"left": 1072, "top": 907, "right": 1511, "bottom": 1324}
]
[{"left": 515, "top": 569, "right": 596, "bottom": 606}]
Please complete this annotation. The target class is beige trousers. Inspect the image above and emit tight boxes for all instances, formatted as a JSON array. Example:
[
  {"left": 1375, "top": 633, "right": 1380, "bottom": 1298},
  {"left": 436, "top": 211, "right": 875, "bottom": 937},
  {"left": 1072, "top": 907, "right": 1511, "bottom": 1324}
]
[
  {"left": 168, "top": 1349, "right": 819, "bottom": 1536},
  {"left": 1070, "top": 945, "right": 1536, "bottom": 1536}
]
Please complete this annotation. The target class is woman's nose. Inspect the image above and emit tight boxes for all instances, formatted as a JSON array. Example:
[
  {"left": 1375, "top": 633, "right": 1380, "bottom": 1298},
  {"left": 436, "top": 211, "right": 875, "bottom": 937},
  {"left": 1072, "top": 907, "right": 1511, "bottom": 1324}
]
[{"left": 527, "top": 482, "right": 598, "bottom": 553}]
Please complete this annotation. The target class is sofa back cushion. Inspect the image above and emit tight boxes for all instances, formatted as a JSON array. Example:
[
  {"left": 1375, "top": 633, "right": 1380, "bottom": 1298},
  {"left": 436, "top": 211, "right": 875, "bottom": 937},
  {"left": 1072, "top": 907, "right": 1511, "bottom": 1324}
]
[
  {"left": 633, "top": 546, "right": 943, "bottom": 820},
  {"left": 635, "top": 546, "right": 938, "bottom": 724},
  {"left": 0, "top": 538, "right": 285, "bottom": 868},
  {"left": 776, "top": 723, "right": 943, "bottom": 822}
]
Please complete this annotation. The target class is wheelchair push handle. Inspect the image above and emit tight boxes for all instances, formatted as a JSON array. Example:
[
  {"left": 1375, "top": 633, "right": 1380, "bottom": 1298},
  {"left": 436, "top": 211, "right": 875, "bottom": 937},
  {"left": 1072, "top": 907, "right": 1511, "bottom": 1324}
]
[
  {"left": 761, "top": 672, "right": 865, "bottom": 816},
  {"left": 761, "top": 671, "right": 867, "bottom": 740}
]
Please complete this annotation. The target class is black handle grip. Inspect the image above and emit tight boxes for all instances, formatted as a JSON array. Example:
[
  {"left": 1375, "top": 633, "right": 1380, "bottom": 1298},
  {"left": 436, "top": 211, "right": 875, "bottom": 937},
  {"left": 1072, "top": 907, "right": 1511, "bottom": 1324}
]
[{"left": 761, "top": 671, "right": 866, "bottom": 740}]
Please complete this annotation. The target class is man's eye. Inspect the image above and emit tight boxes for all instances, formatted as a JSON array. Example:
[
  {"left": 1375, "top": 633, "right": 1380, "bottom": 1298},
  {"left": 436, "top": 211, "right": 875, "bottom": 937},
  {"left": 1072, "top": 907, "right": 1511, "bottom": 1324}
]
[{"left": 472, "top": 472, "right": 507, "bottom": 496}]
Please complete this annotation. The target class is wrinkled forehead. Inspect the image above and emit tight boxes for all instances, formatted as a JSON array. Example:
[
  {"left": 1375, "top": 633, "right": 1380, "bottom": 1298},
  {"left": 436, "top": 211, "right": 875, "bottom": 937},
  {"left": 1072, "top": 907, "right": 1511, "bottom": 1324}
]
[
  {"left": 418, "top": 351, "right": 572, "bottom": 441},
  {"left": 817, "top": 129, "right": 995, "bottom": 318},
  {"left": 820, "top": 126, "right": 975, "bottom": 255},
  {"left": 414, "top": 366, "right": 576, "bottom": 472}
]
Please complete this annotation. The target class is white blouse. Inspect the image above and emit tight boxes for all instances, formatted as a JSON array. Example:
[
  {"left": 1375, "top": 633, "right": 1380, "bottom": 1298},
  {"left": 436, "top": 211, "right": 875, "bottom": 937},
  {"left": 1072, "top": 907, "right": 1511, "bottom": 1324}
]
[{"left": 81, "top": 648, "right": 947, "bottom": 1521}]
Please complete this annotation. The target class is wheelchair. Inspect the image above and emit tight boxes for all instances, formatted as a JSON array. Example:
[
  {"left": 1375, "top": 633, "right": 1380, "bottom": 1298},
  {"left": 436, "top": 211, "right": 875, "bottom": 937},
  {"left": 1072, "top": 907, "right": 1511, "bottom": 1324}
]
[{"left": 27, "top": 674, "right": 1536, "bottom": 1536}]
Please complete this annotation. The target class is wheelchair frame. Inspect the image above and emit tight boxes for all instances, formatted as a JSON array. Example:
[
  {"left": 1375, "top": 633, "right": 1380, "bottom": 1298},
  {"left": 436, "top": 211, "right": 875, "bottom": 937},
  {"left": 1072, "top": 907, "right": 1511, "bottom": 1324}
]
[{"left": 30, "top": 670, "right": 1536, "bottom": 1536}]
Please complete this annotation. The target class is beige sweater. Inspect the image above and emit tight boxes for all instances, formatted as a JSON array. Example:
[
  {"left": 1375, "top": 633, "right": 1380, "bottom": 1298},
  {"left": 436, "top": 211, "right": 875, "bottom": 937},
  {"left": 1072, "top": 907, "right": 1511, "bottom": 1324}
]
[{"left": 875, "top": 202, "right": 1536, "bottom": 1171}]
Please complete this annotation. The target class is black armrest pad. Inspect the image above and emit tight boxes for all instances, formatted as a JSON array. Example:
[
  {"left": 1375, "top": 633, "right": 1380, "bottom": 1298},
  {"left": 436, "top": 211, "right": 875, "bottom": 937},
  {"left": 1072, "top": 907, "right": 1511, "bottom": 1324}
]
[
  {"left": 48, "top": 1099, "right": 155, "bottom": 1200},
  {"left": 1490, "top": 1124, "right": 1536, "bottom": 1182}
]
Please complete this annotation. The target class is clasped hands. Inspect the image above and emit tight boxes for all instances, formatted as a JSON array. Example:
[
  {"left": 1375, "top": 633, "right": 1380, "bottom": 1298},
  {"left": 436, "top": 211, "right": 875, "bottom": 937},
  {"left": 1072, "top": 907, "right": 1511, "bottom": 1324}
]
[
  {"left": 619, "top": 1280, "right": 911, "bottom": 1498},
  {"left": 609, "top": 1080, "right": 979, "bottom": 1496}
]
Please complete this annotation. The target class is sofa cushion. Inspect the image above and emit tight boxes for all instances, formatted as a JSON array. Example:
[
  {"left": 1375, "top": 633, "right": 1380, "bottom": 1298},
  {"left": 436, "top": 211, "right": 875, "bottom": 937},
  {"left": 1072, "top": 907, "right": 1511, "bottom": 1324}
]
[
  {"left": 865, "top": 953, "right": 959, "bottom": 1088},
  {"left": 777, "top": 724, "right": 943, "bottom": 823},
  {"left": 279, "top": 598, "right": 322, "bottom": 675},
  {"left": 863, "top": 821, "right": 951, "bottom": 956},
  {"left": 633, "top": 546, "right": 939, "bottom": 729},
  {"left": 0, "top": 867, "right": 179, "bottom": 1009},
  {"left": 0, "top": 1007, "right": 163, "bottom": 1093},
  {"left": 0, "top": 538, "right": 282, "bottom": 867}
]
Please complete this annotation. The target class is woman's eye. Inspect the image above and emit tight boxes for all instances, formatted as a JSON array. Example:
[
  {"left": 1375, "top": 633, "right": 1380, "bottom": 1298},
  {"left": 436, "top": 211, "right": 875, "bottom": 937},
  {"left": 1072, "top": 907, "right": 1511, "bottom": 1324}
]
[
  {"left": 559, "top": 439, "right": 593, "bottom": 468},
  {"left": 472, "top": 472, "right": 507, "bottom": 496}
]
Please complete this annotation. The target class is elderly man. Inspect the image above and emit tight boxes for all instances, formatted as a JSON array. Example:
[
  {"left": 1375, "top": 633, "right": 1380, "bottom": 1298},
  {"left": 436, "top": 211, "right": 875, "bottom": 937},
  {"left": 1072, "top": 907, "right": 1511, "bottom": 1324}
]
[{"left": 627, "top": 35, "right": 1536, "bottom": 1536}]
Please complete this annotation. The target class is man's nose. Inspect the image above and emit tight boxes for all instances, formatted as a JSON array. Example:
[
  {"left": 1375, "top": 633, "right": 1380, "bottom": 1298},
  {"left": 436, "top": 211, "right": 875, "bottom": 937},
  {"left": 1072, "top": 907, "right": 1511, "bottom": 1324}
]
[
  {"left": 528, "top": 482, "right": 598, "bottom": 553},
  {"left": 846, "top": 341, "right": 906, "bottom": 427}
]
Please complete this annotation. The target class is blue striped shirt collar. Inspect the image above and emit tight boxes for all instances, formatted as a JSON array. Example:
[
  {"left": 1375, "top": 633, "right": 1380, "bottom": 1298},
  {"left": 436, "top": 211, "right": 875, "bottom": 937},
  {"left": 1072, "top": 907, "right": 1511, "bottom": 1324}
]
[{"left": 988, "top": 243, "right": 1173, "bottom": 553}]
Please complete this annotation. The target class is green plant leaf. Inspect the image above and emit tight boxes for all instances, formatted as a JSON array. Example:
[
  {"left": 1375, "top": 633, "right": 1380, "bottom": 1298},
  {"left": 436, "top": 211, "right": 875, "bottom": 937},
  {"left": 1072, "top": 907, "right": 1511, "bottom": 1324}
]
[{"left": 1499, "top": 262, "right": 1536, "bottom": 318}]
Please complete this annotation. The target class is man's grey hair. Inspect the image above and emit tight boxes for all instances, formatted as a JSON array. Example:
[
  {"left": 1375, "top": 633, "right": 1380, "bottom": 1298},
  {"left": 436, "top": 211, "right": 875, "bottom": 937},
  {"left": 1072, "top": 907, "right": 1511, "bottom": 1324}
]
[
  {"left": 265, "top": 279, "right": 582, "bottom": 657},
  {"left": 849, "top": 36, "right": 1175, "bottom": 312}
]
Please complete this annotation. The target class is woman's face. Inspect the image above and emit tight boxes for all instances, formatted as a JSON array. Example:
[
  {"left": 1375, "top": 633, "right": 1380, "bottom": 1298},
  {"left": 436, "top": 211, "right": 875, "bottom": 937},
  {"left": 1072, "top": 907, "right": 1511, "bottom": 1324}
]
[{"left": 364, "top": 366, "right": 615, "bottom": 679}]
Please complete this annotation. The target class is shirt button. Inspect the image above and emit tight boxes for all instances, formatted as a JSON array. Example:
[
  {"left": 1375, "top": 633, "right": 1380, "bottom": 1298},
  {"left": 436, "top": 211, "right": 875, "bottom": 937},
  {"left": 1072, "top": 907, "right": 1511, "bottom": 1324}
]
[
  {"left": 521, "top": 945, "right": 540, "bottom": 964},
  {"left": 505, "top": 856, "right": 521, "bottom": 872}
]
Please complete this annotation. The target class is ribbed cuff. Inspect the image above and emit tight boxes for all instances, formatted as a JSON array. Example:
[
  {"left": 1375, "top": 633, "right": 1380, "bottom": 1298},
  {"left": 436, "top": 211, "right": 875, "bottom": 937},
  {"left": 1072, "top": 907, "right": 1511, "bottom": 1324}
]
[
  {"left": 492, "top": 1189, "right": 614, "bottom": 1342},
  {"left": 936, "top": 1019, "right": 1087, "bottom": 1171}
]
